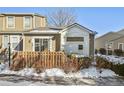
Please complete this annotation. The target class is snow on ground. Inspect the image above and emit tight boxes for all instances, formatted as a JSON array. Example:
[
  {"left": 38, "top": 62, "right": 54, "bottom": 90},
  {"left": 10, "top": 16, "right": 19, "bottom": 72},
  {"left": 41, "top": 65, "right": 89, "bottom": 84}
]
[
  {"left": 65, "top": 67, "right": 117, "bottom": 78},
  {"left": 0, "top": 80, "right": 54, "bottom": 86},
  {"left": 97, "top": 54, "right": 124, "bottom": 64},
  {"left": 0, "top": 62, "right": 117, "bottom": 79},
  {"left": 40, "top": 68, "right": 65, "bottom": 78},
  {"left": 0, "top": 63, "right": 6, "bottom": 72}
]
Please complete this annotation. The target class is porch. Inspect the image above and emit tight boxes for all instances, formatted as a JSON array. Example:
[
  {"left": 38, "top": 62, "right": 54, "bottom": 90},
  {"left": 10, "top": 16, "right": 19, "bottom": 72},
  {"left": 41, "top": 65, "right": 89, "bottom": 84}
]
[{"left": 0, "top": 32, "right": 61, "bottom": 52}]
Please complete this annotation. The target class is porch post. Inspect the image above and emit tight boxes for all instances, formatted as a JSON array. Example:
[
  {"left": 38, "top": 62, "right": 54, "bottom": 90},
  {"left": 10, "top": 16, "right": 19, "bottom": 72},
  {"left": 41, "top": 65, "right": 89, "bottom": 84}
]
[
  {"left": 49, "top": 38, "right": 52, "bottom": 51},
  {"left": 8, "top": 34, "right": 11, "bottom": 67}
]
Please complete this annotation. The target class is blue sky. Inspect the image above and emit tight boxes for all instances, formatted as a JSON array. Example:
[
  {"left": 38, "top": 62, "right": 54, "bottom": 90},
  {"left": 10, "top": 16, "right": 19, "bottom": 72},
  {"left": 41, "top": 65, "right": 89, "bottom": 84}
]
[{"left": 0, "top": 7, "right": 124, "bottom": 36}]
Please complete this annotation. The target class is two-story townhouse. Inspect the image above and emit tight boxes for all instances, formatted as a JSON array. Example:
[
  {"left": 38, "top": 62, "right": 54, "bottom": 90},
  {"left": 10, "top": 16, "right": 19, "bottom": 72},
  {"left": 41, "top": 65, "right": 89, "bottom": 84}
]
[{"left": 0, "top": 13, "right": 95, "bottom": 57}]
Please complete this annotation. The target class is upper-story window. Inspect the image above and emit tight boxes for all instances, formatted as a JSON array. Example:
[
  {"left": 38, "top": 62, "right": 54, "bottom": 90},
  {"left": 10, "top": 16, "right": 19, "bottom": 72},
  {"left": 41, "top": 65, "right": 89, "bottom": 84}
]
[
  {"left": 24, "top": 16, "right": 31, "bottom": 29},
  {"left": 7, "top": 16, "right": 15, "bottom": 28}
]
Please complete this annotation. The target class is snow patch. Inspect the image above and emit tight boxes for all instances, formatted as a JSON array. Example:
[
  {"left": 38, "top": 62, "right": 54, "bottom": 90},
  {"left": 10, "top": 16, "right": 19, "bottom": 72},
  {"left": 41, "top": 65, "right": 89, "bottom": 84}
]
[
  {"left": 17, "top": 68, "right": 36, "bottom": 76},
  {"left": 41, "top": 68, "right": 65, "bottom": 78},
  {"left": 0, "top": 63, "right": 6, "bottom": 72},
  {"left": 65, "top": 67, "right": 117, "bottom": 78},
  {"left": 0, "top": 63, "right": 117, "bottom": 78},
  {"left": 97, "top": 54, "right": 124, "bottom": 64},
  {"left": 100, "top": 68, "right": 117, "bottom": 77}
]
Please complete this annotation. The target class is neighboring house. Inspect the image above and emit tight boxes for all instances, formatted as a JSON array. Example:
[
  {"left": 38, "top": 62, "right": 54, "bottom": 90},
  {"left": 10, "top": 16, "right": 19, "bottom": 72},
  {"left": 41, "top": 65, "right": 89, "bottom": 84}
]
[
  {"left": 0, "top": 13, "right": 95, "bottom": 57},
  {"left": 95, "top": 29, "right": 124, "bottom": 51}
]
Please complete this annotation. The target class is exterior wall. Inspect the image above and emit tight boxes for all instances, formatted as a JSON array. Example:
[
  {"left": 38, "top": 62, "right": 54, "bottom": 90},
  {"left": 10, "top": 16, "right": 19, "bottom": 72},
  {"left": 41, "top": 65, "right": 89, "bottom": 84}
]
[
  {"left": 0, "top": 35, "right": 2, "bottom": 47},
  {"left": 23, "top": 34, "right": 60, "bottom": 52},
  {"left": 35, "top": 16, "right": 46, "bottom": 28},
  {"left": 112, "top": 37, "right": 124, "bottom": 50},
  {"left": 3, "top": 16, "right": 32, "bottom": 31},
  {"left": 55, "top": 34, "right": 61, "bottom": 51},
  {"left": 0, "top": 14, "right": 46, "bottom": 31},
  {"left": 95, "top": 32, "right": 122, "bottom": 50},
  {"left": 61, "top": 26, "right": 90, "bottom": 56},
  {"left": 0, "top": 16, "right": 3, "bottom": 30},
  {"left": 23, "top": 35, "right": 33, "bottom": 51}
]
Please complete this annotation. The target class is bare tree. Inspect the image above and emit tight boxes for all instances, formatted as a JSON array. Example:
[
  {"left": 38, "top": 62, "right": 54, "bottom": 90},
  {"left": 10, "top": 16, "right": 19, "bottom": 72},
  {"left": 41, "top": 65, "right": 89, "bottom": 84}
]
[{"left": 48, "top": 8, "right": 76, "bottom": 27}]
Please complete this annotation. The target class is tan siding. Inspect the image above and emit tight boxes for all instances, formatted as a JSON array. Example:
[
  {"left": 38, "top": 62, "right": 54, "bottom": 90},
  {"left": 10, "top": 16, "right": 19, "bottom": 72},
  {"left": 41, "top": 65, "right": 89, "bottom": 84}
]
[
  {"left": 0, "top": 17, "right": 3, "bottom": 30},
  {"left": 0, "top": 35, "right": 2, "bottom": 47},
  {"left": 35, "top": 16, "right": 46, "bottom": 28},
  {"left": 112, "top": 37, "right": 124, "bottom": 50},
  {"left": 95, "top": 33, "right": 122, "bottom": 50},
  {"left": 42, "top": 17, "right": 47, "bottom": 27},
  {"left": 1, "top": 15, "right": 46, "bottom": 32},
  {"left": 55, "top": 34, "right": 61, "bottom": 51},
  {"left": 4, "top": 16, "right": 33, "bottom": 31},
  {"left": 23, "top": 34, "right": 60, "bottom": 52},
  {"left": 24, "top": 36, "right": 33, "bottom": 51}
]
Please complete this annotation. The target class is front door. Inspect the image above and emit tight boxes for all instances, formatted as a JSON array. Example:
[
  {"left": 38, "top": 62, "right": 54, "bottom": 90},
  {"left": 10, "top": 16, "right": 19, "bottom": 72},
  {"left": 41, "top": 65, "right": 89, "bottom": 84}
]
[{"left": 3, "top": 35, "right": 20, "bottom": 51}]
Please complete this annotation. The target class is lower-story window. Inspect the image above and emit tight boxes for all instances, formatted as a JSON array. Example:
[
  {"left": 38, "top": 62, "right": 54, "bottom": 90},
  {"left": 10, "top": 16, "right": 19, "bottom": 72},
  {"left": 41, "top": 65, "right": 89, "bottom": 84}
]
[
  {"left": 3, "top": 35, "right": 9, "bottom": 48},
  {"left": 35, "top": 38, "right": 49, "bottom": 51},
  {"left": 3, "top": 35, "right": 20, "bottom": 51},
  {"left": 118, "top": 43, "right": 123, "bottom": 50},
  {"left": 11, "top": 36, "right": 19, "bottom": 50},
  {"left": 78, "top": 45, "right": 83, "bottom": 50}
]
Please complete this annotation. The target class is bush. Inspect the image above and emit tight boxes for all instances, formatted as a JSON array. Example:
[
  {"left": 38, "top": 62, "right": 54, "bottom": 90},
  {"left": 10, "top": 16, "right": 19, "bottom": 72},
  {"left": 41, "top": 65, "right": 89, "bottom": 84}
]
[
  {"left": 96, "top": 56, "right": 113, "bottom": 69},
  {"left": 95, "top": 49, "right": 98, "bottom": 54},
  {"left": 96, "top": 56, "right": 124, "bottom": 76},
  {"left": 108, "top": 50, "right": 113, "bottom": 55},
  {"left": 111, "top": 64, "right": 124, "bottom": 76},
  {"left": 63, "top": 58, "right": 79, "bottom": 73},
  {"left": 99, "top": 48, "right": 106, "bottom": 55},
  {"left": 78, "top": 57, "right": 92, "bottom": 69},
  {"left": 114, "top": 49, "right": 123, "bottom": 56}
]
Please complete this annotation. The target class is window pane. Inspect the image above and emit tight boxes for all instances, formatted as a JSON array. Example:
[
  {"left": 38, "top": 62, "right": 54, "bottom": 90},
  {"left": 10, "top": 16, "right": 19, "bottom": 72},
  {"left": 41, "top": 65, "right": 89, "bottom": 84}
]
[
  {"left": 78, "top": 45, "right": 83, "bottom": 50},
  {"left": 12, "top": 43, "right": 18, "bottom": 49},
  {"left": 43, "top": 39, "right": 48, "bottom": 50},
  {"left": 67, "top": 37, "right": 84, "bottom": 42},
  {"left": 35, "top": 43, "right": 40, "bottom": 51},
  {"left": 24, "top": 16, "right": 31, "bottom": 28},
  {"left": 12, "top": 37, "right": 18, "bottom": 42},
  {"left": 8, "top": 16, "right": 14, "bottom": 27},
  {"left": 4, "top": 36, "right": 9, "bottom": 48},
  {"left": 119, "top": 44, "right": 123, "bottom": 50},
  {"left": 35, "top": 39, "right": 39, "bottom": 43}
]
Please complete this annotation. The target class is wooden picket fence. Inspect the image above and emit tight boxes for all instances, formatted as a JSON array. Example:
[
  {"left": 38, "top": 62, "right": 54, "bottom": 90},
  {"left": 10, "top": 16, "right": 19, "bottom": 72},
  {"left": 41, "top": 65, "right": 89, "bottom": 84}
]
[{"left": 11, "top": 51, "right": 79, "bottom": 71}]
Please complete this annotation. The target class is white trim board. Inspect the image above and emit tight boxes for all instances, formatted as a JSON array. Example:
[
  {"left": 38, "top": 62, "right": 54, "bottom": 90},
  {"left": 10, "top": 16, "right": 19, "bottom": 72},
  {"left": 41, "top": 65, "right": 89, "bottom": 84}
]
[{"left": 118, "top": 43, "right": 124, "bottom": 50}]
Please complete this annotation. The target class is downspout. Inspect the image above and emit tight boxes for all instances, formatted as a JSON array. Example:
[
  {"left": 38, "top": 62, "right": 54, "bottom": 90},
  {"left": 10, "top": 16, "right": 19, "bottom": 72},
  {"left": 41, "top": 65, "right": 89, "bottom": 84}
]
[{"left": 93, "top": 31, "right": 97, "bottom": 62}]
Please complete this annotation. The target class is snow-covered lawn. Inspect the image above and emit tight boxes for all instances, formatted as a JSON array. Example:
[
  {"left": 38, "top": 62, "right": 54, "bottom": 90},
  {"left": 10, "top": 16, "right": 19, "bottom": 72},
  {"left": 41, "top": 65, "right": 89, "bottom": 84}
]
[
  {"left": 0, "top": 62, "right": 122, "bottom": 86},
  {"left": 97, "top": 54, "right": 124, "bottom": 64},
  {"left": 0, "top": 62, "right": 117, "bottom": 79},
  {"left": 65, "top": 67, "right": 117, "bottom": 78}
]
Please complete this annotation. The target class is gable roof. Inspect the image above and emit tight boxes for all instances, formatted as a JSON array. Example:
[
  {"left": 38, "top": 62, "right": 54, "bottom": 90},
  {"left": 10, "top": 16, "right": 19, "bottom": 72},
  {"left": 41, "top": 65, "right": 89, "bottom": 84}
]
[
  {"left": 109, "top": 35, "right": 124, "bottom": 42},
  {"left": 59, "top": 23, "right": 96, "bottom": 34},
  {"left": 95, "top": 31, "right": 123, "bottom": 40},
  {"left": 116, "top": 29, "right": 124, "bottom": 35}
]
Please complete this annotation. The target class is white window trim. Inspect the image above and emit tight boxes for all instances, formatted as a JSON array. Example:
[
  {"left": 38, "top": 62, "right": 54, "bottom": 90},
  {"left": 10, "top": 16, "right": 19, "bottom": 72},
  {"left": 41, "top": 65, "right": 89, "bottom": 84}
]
[
  {"left": 32, "top": 36, "right": 53, "bottom": 51},
  {"left": 23, "top": 16, "right": 32, "bottom": 29},
  {"left": 2, "top": 35, "right": 21, "bottom": 51},
  {"left": 2, "top": 35, "right": 9, "bottom": 48},
  {"left": 118, "top": 43, "right": 124, "bottom": 50},
  {"left": 6, "top": 16, "right": 15, "bottom": 28}
]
